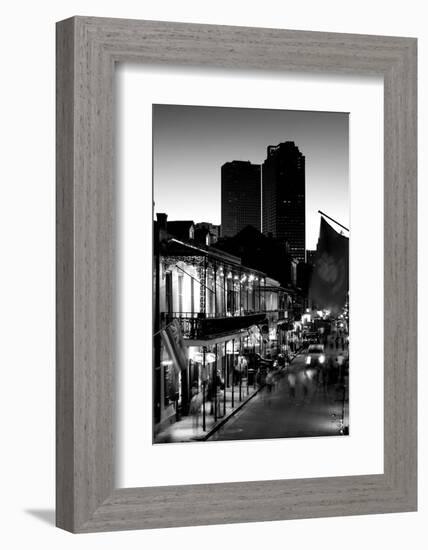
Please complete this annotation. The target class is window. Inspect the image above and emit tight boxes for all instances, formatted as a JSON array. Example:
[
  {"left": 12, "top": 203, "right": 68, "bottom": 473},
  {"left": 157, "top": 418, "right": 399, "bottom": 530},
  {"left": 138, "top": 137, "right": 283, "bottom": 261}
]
[
  {"left": 190, "top": 277, "right": 194, "bottom": 315},
  {"left": 165, "top": 272, "right": 173, "bottom": 315},
  {"left": 178, "top": 274, "right": 183, "bottom": 313}
]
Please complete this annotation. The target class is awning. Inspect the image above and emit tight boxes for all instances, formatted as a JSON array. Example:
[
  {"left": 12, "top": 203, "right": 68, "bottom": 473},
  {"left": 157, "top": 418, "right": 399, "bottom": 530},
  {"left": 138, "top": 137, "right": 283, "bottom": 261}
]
[
  {"left": 161, "top": 319, "right": 187, "bottom": 373},
  {"left": 184, "top": 328, "right": 248, "bottom": 347}
]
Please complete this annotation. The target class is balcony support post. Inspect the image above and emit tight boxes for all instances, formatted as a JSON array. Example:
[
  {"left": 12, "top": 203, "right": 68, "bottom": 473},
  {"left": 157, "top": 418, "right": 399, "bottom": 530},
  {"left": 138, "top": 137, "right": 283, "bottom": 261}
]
[
  {"left": 214, "top": 344, "right": 218, "bottom": 422},
  {"left": 223, "top": 341, "right": 226, "bottom": 416},
  {"left": 239, "top": 336, "right": 242, "bottom": 402},
  {"left": 223, "top": 269, "right": 227, "bottom": 316},
  {"left": 231, "top": 339, "right": 235, "bottom": 408},
  {"left": 214, "top": 263, "right": 217, "bottom": 317},
  {"left": 202, "top": 346, "right": 206, "bottom": 431}
]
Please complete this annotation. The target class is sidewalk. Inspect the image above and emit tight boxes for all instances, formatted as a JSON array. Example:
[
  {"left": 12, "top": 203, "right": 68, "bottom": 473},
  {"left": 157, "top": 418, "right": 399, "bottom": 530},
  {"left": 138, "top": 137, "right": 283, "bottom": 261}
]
[
  {"left": 154, "top": 347, "right": 344, "bottom": 444},
  {"left": 154, "top": 381, "right": 262, "bottom": 443}
]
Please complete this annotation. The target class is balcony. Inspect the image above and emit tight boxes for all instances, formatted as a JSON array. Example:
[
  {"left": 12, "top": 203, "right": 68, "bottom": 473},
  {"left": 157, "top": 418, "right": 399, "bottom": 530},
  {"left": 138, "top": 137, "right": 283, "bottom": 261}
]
[
  {"left": 263, "top": 308, "right": 288, "bottom": 320},
  {"left": 162, "top": 311, "right": 267, "bottom": 340}
]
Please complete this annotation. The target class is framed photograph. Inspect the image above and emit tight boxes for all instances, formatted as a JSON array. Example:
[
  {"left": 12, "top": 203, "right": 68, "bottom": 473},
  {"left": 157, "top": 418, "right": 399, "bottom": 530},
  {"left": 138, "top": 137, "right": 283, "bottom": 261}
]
[
  {"left": 150, "top": 104, "right": 350, "bottom": 446},
  {"left": 56, "top": 17, "right": 417, "bottom": 532}
]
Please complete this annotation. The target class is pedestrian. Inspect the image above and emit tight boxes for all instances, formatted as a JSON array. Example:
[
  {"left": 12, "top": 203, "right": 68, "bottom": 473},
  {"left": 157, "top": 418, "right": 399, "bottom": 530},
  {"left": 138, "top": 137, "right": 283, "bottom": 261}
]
[
  {"left": 207, "top": 379, "right": 214, "bottom": 414},
  {"left": 301, "top": 370, "right": 309, "bottom": 403},
  {"left": 315, "top": 365, "right": 323, "bottom": 394},
  {"left": 189, "top": 383, "right": 202, "bottom": 433},
  {"left": 265, "top": 368, "right": 274, "bottom": 394},
  {"left": 215, "top": 372, "right": 225, "bottom": 418},
  {"left": 337, "top": 353, "right": 345, "bottom": 383},
  {"left": 287, "top": 371, "right": 296, "bottom": 399},
  {"left": 322, "top": 363, "right": 329, "bottom": 394},
  {"left": 273, "top": 367, "right": 282, "bottom": 389},
  {"left": 237, "top": 355, "right": 247, "bottom": 382}
]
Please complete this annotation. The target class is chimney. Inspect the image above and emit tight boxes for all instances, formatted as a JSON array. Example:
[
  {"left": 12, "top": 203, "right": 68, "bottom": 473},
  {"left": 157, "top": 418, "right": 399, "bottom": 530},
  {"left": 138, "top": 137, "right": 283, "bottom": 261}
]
[{"left": 156, "top": 213, "right": 168, "bottom": 242}]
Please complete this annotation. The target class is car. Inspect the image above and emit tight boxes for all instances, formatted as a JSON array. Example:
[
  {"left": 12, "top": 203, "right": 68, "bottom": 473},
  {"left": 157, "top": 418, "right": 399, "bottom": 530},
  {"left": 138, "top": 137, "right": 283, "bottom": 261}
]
[
  {"left": 305, "top": 344, "right": 326, "bottom": 366},
  {"left": 302, "top": 332, "right": 319, "bottom": 347}
]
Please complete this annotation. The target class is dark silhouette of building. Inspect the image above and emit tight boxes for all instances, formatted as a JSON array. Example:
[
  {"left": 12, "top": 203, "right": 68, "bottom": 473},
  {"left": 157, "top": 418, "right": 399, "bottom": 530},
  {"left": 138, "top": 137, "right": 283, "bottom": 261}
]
[
  {"left": 214, "top": 225, "right": 297, "bottom": 289},
  {"left": 164, "top": 220, "right": 221, "bottom": 247},
  {"left": 262, "top": 142, "right": 306, "bottom": 262},
  {"left": 221, "top": 161, "right": 261, "bottom": 237},
  {"left": 306, "top": 249, "right": 317, "bottom": 266},
  {"left": 298, "top": 252, "right": 317, "bottom": 300},
  {"left": 194, "top": 222, "right": 220, "bottom": 246},
  {"left": 166, "top": 220, "right": 195, "bottom": 241},
  {"left": 296, "top": 261, "right": 313, "bottom": 298}
]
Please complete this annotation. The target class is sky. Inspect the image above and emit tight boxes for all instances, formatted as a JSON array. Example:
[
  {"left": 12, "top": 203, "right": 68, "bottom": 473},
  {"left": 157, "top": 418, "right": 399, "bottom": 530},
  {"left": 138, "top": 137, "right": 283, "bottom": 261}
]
[{"left": 153, "top": 104, "right": 349, "bottom": 250}]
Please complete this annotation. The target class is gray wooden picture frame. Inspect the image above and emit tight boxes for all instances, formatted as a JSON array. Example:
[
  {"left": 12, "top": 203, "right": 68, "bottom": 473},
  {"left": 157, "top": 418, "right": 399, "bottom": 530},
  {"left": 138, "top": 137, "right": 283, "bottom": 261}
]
[{"left": 56, "top": 16, "right": 417, "bottom": 533}]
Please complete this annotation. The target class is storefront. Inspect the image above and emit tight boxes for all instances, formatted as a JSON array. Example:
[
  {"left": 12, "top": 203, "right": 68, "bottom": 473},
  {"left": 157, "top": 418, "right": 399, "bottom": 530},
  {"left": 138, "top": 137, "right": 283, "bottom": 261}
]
[{"left": 184, "top": 330, "right": 252, "bottom": 425}]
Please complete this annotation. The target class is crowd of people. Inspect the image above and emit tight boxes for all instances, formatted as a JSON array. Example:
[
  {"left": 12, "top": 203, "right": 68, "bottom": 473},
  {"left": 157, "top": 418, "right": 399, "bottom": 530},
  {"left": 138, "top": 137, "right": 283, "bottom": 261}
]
[
  {"left": 286, "top": 353, "right": 348, "bottom": 403},
  {"left": 188, "top": 327, "right": 349, "bottom": 431}
]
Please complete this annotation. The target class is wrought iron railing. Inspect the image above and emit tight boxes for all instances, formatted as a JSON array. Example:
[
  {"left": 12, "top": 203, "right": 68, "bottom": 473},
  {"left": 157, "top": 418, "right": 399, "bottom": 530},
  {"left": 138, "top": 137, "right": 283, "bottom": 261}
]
[{"left": 161, "top": 311, "right": 268, "bottom": 339}]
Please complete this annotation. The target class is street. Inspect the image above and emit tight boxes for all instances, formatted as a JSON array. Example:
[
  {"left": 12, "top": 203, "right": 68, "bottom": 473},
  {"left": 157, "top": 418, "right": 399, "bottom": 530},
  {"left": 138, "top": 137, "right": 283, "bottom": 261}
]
[{"left": 208, "top": 350, "right": 348, "bottom": 441}]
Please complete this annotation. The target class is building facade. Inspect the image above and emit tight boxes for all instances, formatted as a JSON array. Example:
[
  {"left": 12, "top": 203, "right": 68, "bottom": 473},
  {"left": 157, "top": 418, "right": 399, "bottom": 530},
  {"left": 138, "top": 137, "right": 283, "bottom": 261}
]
[
  {"left": 221, "top": 160, "right": 261, "bottom": 237},
  {"left": 154, "top": 214, "right": 291, "bottom": 437},
  {"left": 262, "top": 141, "right": 306, "bottom": 262},
  {"left": 194, "top": 221, "right": 221, "bottom": 246}
]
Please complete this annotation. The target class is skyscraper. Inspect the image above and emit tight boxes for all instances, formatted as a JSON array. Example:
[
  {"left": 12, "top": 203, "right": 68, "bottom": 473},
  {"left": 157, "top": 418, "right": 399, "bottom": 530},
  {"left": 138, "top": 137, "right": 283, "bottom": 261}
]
[
  {"left": 262, "top": 142, "right": 306, "bottom": 262},
  {"left": 221, "top": 161, "right": 261, "bottom": 237}
]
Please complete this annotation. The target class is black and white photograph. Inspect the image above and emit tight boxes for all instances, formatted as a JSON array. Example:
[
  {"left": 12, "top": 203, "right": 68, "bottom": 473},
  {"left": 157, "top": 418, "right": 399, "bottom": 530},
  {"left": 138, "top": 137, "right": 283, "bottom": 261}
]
[
  {"left": 153, "top": 104, "right": 350, "bottom": 444},
  {"left": 1, "top": 1, "right": 421, "bottom": 544}
]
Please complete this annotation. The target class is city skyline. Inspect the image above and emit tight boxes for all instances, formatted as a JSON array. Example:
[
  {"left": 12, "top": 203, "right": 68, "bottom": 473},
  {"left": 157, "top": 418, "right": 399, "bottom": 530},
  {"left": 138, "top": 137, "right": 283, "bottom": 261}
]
[
  {"left": 221, "top": 160, "right": 261, "bottom": 238},
  {"left": 153, "top": 104, "right": 349, "bottom": 249},
  {"left": 262, "top": 141, "right": 306, "bottom": 262}
]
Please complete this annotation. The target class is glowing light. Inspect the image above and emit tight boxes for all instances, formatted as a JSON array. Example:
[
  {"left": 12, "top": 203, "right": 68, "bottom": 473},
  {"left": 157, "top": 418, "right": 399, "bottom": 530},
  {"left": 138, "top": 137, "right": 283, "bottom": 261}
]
[
  {"left": 188, "top": 350, "right": 216, "bottom": 363},
  {"left": 319, "top": 355, "right": 325, "bottom": 364},
  {"left": 306, "top": 356, "right": 311, "bottom": 365}
]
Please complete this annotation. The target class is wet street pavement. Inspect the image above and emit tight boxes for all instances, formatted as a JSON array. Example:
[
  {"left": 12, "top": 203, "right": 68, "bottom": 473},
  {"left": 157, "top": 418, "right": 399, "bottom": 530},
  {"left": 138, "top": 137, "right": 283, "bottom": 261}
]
[{"left": 208, "top": 352, "right": 348, "bottom": 441}]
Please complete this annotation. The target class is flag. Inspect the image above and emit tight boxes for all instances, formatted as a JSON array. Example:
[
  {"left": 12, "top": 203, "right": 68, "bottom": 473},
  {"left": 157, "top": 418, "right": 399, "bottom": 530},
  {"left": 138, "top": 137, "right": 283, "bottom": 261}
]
[
  {"left": 160, "top": 319, "right": 187, "bottom": 374},
  {"left": 309, "top": 217, "right": 349, "bottom": 312}
]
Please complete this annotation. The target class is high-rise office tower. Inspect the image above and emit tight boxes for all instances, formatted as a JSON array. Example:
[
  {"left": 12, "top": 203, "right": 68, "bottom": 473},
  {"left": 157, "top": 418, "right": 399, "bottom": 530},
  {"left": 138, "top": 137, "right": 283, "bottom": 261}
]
[
  {"left": 221, "top": 161, "right": 261, "bottom": 237},
  {"left": 262, "top": 142, "right": 306, "bottom": 262}
]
